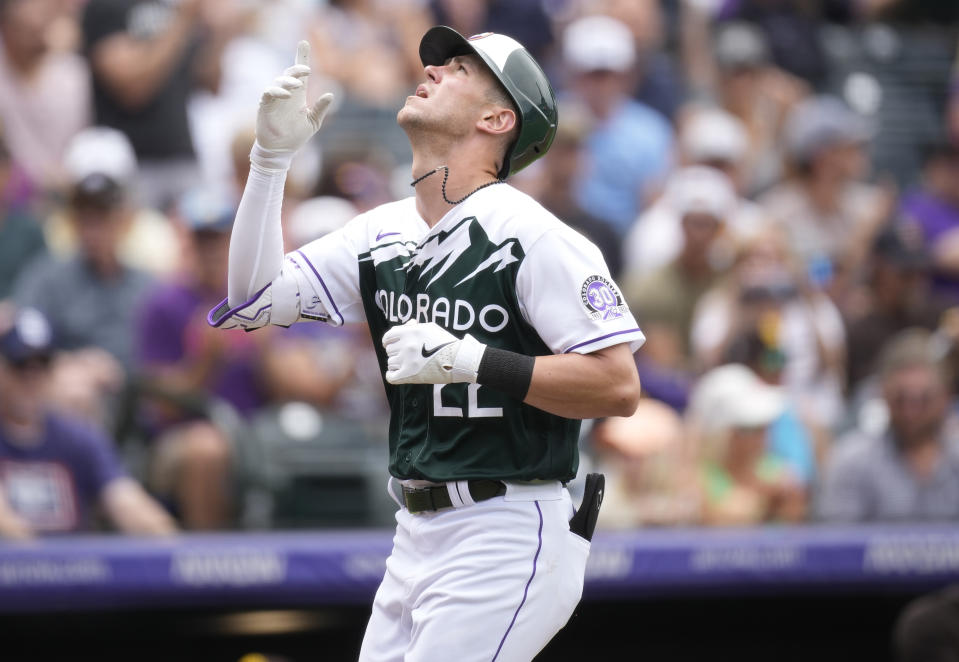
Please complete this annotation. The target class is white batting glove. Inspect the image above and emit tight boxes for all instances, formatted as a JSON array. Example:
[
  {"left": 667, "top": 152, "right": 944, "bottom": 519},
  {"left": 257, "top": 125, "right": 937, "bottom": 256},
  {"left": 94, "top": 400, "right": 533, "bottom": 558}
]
[
  {"left": 252, "top": 40, "right": 334, "bottom": 171},
  {"left": 382, "top": 321, "right": 487, "bottom": 385}
]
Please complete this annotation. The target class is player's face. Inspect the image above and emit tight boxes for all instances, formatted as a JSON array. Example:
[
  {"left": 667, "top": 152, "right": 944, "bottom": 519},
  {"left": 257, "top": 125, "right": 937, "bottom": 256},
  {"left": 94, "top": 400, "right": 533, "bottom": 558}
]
[{"left": 398, "top": 55, "right": 493, "bottom": 141}]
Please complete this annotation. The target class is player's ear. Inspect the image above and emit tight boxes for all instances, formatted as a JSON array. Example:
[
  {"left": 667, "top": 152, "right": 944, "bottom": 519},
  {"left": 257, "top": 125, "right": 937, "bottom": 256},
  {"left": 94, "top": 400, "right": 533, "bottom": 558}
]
[{"left": 477, "top": 106, "right": 516, "bottom": 137}]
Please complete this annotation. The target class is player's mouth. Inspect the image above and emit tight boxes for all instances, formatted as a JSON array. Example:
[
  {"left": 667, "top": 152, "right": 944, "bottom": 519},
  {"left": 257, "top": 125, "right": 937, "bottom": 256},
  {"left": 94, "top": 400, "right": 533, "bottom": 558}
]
[{"left": 414, "top": 85, "right": 429, "bottom": 99}]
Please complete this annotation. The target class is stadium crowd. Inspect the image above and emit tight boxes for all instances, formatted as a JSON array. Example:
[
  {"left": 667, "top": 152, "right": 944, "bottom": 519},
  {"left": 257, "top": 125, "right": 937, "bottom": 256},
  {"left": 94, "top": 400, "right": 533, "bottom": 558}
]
[{"left": 1, "top": 0, "right": 958, "bottom": 538}]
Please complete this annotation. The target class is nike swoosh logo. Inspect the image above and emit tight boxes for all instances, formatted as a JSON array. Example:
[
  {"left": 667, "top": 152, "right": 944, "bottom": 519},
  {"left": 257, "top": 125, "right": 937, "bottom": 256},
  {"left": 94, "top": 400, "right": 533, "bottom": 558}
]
[
  {"left": 421, "top": 340, "right": 455, "bottom": 358},
  {"left": 376, "top": 230, "right": 401, "bottom": 241}
]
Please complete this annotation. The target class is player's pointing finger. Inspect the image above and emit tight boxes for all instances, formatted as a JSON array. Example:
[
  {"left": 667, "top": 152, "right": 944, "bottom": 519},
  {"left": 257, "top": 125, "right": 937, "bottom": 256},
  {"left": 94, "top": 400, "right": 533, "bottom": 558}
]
[{"left": 295, "top": 40, "right": 310, "bottom": 67}]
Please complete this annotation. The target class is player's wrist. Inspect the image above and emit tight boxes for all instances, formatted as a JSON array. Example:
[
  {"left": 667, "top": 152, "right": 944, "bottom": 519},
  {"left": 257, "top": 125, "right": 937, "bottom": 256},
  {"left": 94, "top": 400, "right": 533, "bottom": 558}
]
[
  {"left": 250, "top": 142, "right": 294, "bottom": 172},
  {"left": 450, "top": 334, "right": 486, "bottom": 383},
  {"left": 475, "top": 346, "right": 535, "bottom": 400}
]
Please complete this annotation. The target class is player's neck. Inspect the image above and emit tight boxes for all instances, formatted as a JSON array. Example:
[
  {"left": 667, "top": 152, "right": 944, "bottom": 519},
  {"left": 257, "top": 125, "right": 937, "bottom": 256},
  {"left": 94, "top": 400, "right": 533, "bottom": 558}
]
[{"left": 410, "top": 152, "right": 500, "bottom": 227}]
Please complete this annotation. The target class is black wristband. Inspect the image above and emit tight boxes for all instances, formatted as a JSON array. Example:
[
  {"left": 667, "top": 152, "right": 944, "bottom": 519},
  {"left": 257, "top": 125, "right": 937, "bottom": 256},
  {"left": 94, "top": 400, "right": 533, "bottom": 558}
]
[{"left": 476, "top": 346, "right": 535, "bottom": 401}]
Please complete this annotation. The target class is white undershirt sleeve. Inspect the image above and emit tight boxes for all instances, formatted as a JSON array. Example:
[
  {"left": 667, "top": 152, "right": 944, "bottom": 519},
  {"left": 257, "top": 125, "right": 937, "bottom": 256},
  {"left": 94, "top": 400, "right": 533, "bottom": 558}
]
[{"left": 227, "top": 154, "right": 290, "bottom": 307}]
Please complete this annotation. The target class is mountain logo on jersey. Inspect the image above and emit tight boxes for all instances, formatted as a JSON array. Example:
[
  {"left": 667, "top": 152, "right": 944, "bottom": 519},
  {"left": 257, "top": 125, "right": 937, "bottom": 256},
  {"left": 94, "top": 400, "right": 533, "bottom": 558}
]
[
  {"left": 369, "top": 217, "right": 524, "bottom": 335},
  {"left": 406, "top": 216, "right": 519, "bottom": 290},
  {"left": 580, "top": 275, "right": 627, "bottom": 321}
]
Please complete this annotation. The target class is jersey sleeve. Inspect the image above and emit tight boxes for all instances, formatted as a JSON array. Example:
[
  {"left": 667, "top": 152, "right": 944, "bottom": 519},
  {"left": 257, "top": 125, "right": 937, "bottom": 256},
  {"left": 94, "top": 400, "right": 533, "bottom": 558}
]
[
  {"left": 285, "top": 223, "right": 367, "bottom": 326},
  {"left": 516, "top": 227, "right": 645, "bottom": 355},
  {"left": 208, "top": 221, "right": 368, "bottom": 330}
]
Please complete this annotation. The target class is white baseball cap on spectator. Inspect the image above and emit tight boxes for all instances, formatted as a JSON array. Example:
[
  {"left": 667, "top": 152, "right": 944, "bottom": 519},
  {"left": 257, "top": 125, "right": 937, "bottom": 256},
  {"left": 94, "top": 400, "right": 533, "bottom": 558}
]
[
  {"left": 784, "top": 95, "right": 874, "bottom": 165},
  {"left": 0, "top": 307, "right": 54, "bottom": 366},
  {"left": 688, "top": 363, "right": 785, "bottom": 437},
  {"left": 664, "top": 166, "right": 738, "bottom": 220},
  {"left": 287, "top": 196, "right": 358, "bottom": 247},
  {"left": 714, "top": 21, "right": 770, "bottom": 71},
  {"left": 63, "top": 126, "right": 138, "bottom": 188},
  {"left": 177, "top": 188, "right": 237, "bottom": 234},
  {"left": 681, "top": 108, "right": 748, "bottom": 164},
  {"left": 563, "top": 14, "right": 635, "bottom": 73}
]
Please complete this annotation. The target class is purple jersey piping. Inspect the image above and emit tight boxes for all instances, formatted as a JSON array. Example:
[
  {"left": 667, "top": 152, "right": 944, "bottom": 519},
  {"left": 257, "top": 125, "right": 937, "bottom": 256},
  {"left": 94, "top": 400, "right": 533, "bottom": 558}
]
[
  {"left": 491, "top": 501, "right": 543, "bottom": 662},
  {"left": 206, "top": 283, "right": 271, "bottom": 327},
  {"left": 564, "top": 328, "right": 643, "bottom": 353},
  {"left": 295, "top": 250, "right": 344, "bottom": 324}
]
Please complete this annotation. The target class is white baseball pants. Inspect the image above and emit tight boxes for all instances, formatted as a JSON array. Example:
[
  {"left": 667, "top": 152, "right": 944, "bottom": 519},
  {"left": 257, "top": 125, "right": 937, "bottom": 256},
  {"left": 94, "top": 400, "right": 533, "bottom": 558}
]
[{"left": 358, "top": 481, "right": 590, "bottom": 662}]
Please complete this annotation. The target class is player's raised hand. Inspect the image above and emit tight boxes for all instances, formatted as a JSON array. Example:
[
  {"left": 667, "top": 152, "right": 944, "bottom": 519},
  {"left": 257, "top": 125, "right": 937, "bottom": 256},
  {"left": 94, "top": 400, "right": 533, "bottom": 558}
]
[
  {"left": 382, "top": 320, "right": 486, "bottom": 385},
  {"left": 254, "top": 41, "right": 334, "bottom": 163}
]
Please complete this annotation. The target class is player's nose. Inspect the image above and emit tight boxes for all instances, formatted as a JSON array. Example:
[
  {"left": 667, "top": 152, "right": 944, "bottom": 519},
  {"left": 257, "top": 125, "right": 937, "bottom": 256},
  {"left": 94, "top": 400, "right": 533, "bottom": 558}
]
[{"left": 424, "top": 64, "right": 441, "bottom": 83}]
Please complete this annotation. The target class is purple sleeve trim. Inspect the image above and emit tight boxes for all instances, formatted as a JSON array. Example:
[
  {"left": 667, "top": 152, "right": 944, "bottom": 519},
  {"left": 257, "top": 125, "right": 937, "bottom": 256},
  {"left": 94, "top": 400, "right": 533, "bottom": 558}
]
[
  {"left": 206, "top": 283, "right": 271, "bottom": 327},
  {"left": 492, "top": 501, "right": 543, "bottom": 661},
  {"left": 295, "top": 250, "right": 344, "bottom": 324},
  {"left": 564, "top": 328, "right": 643, "bottom": 353}
]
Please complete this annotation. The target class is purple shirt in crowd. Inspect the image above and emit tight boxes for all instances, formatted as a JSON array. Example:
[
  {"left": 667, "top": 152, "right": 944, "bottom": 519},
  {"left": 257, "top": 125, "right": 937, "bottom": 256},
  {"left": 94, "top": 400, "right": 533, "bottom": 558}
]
[
  {"left": 0, "top": 413, "right": 125, "bottom": 533},
  {"left": 136, "top": 281, "right": 266, "bottom": 417},
  {"left": 900, "top": 190, "right": 959, "bottom": 301}
]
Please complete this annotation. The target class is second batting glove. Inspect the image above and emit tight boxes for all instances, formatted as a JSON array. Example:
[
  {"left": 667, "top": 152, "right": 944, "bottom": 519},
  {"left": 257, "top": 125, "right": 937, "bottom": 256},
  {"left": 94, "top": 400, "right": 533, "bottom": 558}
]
[{"left": 382, "top": 321, "right": 486, "bottom": 385}]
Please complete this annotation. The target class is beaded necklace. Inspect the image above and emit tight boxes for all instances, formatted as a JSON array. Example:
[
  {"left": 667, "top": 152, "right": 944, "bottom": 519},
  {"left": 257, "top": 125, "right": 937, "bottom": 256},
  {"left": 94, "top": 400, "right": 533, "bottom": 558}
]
[{"left": 410, "top": 165, "right": 502, "bottom": 205}]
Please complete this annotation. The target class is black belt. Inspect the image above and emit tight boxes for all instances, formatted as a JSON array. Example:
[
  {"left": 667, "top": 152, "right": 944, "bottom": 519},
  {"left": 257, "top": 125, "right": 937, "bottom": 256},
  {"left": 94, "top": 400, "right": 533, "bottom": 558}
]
[{"left": 402, "top": 480, "right": 506, "bottom": 514}]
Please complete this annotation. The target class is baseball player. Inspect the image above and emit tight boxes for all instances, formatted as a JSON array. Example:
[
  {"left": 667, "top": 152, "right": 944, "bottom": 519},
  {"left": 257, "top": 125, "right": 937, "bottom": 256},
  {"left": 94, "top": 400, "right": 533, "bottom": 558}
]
[{"left": 210, "top": 27, "right": 645, "bottom": 662}]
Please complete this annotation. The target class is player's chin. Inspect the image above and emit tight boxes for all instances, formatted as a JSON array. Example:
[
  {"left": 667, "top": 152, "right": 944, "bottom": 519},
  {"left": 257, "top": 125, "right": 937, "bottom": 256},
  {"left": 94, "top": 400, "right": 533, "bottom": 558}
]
[{"left": 396, "top": 104, "right": 421, "bottom": 128}]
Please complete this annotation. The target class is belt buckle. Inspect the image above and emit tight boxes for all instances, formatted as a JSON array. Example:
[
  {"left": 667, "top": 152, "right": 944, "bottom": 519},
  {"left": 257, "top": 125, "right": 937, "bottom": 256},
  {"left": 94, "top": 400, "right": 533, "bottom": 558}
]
[{"left": 403, "top": 486, "right": 435, "bottom": 514}]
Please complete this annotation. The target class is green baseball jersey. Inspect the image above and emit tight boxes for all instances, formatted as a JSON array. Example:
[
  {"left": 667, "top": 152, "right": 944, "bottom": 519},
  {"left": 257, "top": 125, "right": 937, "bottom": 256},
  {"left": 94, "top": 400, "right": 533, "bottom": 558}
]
[{"left": 270, "top": 185, "right": 644, "bottom": 482}]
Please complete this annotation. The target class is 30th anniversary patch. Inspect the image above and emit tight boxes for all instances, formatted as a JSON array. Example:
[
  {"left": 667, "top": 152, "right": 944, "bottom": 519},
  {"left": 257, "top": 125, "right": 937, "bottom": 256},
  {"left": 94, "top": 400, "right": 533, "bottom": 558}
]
[{"left": 580, "top": 275, "right": 628, "bottom": 321}]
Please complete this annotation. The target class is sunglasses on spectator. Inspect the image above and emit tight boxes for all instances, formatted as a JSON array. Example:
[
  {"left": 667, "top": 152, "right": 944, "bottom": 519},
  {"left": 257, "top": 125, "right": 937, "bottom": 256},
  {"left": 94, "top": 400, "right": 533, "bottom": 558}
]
[
  {"left": 6, "top": 355, "right": 52, "bottom": 374},
  {"left": 888, "top": 388, "right": 939, "bottom": 407}
]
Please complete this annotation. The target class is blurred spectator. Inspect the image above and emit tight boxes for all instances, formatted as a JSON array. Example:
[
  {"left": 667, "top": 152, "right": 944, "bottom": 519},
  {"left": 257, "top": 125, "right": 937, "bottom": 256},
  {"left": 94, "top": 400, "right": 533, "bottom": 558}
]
[
  {"left": 12, "top": 163, "right": 151, "bottom": 430},
  {"left": 900, "top": 142, "right": 959, "bottom": 302},
  {"left": 688, "top": 363, "right": 807, "bottom": 526},
  {"left": 723, "top": 325, "right": 820, "bottom": 486},
  {"left": 599, "top": 0, "right": 684, "bottom": 122},
  {"left": 81, "top": 0, "right": 239, "bottom": 211},
  {"left": 894, "top": 585, "right": 959, "bottom": 662},
  {"left": 623, "top": 166, "right": 735, "bottom": 368},
  {"left": 0, "top": 0, "right": 90, "bottom": 196},
  {"left": 563, "top": 14, "right": 673, "bottom": 237},
  {"left": 867, "top": 0, "right": 959, "bottom": 23},
  {"left": 520, "top": 102, "right": 622, "bottom": 278},
  {"left": 310, "top": 0, "right": 428, "bottom": 110},
  {"left": 622, "top": 107, "right": 767, "bottom": 277},
  {"left": 0, "top": 305, "right": 175, "bottom": 539},
  {"left": 13, "top": 154, "right": 154, "bottom": 375},
  {"left": 690, "top": 228, "right": 847, "bottom": 432},
  {"left": 46, "top": 126, "right": 181, "bottom": 277},
  {"left": 950, "top": 77, "right": 959, "bottom": 147},
  {"left": 760, "top": 94, "right": 893, "bottom": 302},
  {"left": 592, "top": 398, "right": 703, "bottom": 529},
  {"left": 428, "top": 0, "right": 553, "bottom": 62},
  {"left": 817, "top": 328, "right": 959, "bottom": 522},
  {"left": 718, "top": 1, "right": 841, "bottom": 88},
  {"left": 135, "top": 189, "right": 259, "bottom": 529},
  {"left": 313, "top": 144, "right": 397, "bottom": 214},
  {"left": 0, "top": 130, "right": 46, "bottom": 299},
  {"left": 844, "top": 224, "right": 948, "bottom": 393},
  {"left": 706, "top": 21, "right": 808, "bottom": 196}
]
